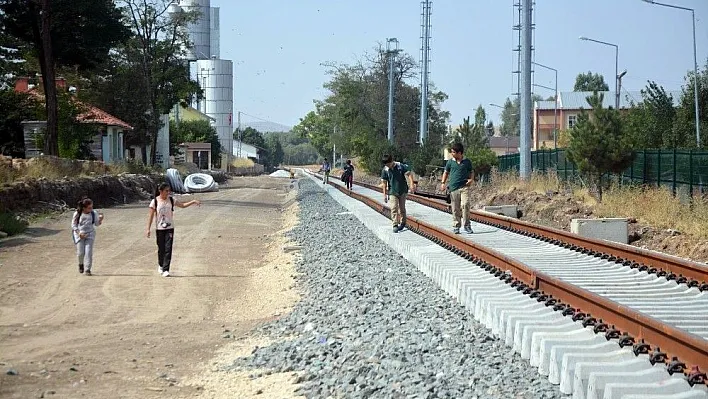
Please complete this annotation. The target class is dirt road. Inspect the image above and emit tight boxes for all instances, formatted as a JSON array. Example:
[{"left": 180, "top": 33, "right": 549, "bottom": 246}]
[{"left": 0, "top": 176, "right": 300, "bottom": 398}]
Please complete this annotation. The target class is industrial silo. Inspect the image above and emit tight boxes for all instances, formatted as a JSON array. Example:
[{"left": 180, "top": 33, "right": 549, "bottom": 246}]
[
  {"left": 196, "top": 58, "right": 233, "bottom": 168},
  {"left": 177, "top": 0, "right": 211, "bottom": 60}
]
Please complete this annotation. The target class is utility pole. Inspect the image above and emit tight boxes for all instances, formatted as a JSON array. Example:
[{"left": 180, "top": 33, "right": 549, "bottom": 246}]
[
  {"left": 519, "top": 0, "right": 532, "bottom": 179},
  {"left": 386, "top": 38, "right": 400, "bottom": 143},
  {"left": 418, "top": 0, "right": 431, "bottom": 145},
  {"left": 236, "top": 111, "right": 242, "bottom": 158}
]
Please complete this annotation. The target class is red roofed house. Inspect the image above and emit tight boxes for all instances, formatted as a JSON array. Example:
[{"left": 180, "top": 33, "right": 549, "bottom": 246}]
[{"left": 15, "top": 77, "right": 133, "bottom": 164}]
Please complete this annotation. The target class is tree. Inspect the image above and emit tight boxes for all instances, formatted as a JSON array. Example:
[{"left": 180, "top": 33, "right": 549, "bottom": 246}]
[
  {"left": 0, "top": 0, "right": 130, "bottom": 156},
  {"left": 567, "top": 92, "right": 635, "bottom": 200},
  {"left": 113, "top": 0, "right": 202, "bottom": 164},
  {"left": 499, "top": 95, "right": 542, "bottom": 137},
  {"left": 264, "top": 134, "right": 284, "bottom": 168},
  {"left": 574, "top": 72, "right": 610, "bottom": 92},
  {"left": 170, "top": 120, "right": 222, "bottom": 167},
  {"left": 294, "top": 44, "right": 450, "bottom": 174},
  {"left": 453, "top": 116, "right": 487, "bottom": 153},
  {"left": 671, "top": 61, "right": 708, "bottom": 148},
  {"left": 622, "top": 81, "right": 676, "bottom": 148},
  {"left": 236, "top": 126, "right": 267, "bottom": 149}
]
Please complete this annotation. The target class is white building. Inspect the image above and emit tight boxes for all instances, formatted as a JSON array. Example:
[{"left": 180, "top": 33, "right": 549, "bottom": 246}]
[{"left": 232, "top": 140, "right": 259, "bottom": 161}]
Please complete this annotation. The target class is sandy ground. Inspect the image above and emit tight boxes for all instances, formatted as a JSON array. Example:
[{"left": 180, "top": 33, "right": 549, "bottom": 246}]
[{"left": 0, "top": 176, "right": 301, "bottom": 399}]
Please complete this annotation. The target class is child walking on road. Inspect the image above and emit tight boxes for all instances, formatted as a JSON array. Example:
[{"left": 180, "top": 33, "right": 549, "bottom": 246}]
[
  {"left": 321, "top": 158, "right": 331, "bottom": 184},
  {"left": 381, "top": 154, "right": 416, "bottom": 233},
  {"left": 440, "top": 142, "right": 475, "bottom": 234},
  {"left": 342, "top": 159, "right": 354, "bottom": 190},
  {"left": 72, "top": 198, "right": 104, "bottom": 276},
  {"left": 146, "top": 183, "right": 201, "bottom": 277}
]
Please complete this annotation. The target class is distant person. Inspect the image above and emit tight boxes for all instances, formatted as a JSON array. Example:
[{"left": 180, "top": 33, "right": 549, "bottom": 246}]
[
  {"left": 145, "top": 183, "right": 201, "bottom": 277},
  {"left": 320, "top": 158, "right": 331, "bottom": 184},
  {"left": 440, "top": 142, "right": 474, "bottom": 234},
  {"left": 381, "top": 154, "right": 415, "bottom": 233},
  {"left": 342, "top": 159, "right": 354, "bottom": 190},
  {"left": 71, "top": 197, "right": 104, "bottom": 276}
]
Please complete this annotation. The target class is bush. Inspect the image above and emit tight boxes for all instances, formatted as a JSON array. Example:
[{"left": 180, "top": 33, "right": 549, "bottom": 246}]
[
  {"left": 0, "top": 211, "right": 28, "bottom": 236},
  {"left": 408, "top": 140, "right": 444, "bottom": 176},
  {"left": 469, "top": 147, "right": 499, "bottom": 177},
  {"left": 360, "top": 142, "right": 405, "bottom": 175},
  {"left": 109, "top": 159, "right": 160, "bottom": 175}
]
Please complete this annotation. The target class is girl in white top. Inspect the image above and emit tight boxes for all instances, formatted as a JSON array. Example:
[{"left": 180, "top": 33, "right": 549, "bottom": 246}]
[
  {"left": 146, "top": 183, "right": 201, "bottom": 277},
  {"left": 71, "top": 197, "right": 104, "bottom": 276}
]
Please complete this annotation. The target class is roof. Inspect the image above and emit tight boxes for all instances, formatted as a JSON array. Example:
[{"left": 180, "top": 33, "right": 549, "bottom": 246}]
[
  {"left": 535, "top": 90, "right": 682, "bottom": 110},
  {"left": 179, "top": 142, "right": 211, "bottom": 150},
  {"left": 24, "top": 89, "right": 133, "bottom": 130}
]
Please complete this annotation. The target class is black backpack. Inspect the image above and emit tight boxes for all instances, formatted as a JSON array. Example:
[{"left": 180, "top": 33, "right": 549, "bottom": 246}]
[{"left": 151, "top": 195, "right": 175, "bottom": 211}]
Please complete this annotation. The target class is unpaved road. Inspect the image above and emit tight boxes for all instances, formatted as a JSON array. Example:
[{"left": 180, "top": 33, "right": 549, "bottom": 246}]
[{"left": 0, "top": 176, "right": 300, "bottom": 399}]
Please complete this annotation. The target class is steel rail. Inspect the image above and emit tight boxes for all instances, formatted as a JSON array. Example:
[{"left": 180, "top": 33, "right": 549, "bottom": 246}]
[
  {"left": 313, "top": 171, "right": 708, "bottom": 382},
  {"left": 346, "top": 177, "right": 708, "bottom": 288}
]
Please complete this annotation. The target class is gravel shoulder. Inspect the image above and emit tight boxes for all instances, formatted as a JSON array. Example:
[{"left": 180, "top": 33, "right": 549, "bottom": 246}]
[
  {"left": 224, "top": 178, "right": 562, "bottom": 398},
  {"left": 0, "top": 176, "right": 300, "bottom": 399}
]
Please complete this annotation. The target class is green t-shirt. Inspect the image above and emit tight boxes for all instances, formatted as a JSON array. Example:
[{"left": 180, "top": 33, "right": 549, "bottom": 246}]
[
  {"left": 381, "top": 162, "right": 410, "bottom": 196},
  {"left": 444, "top": 158, "right": 473, "bottom": 192}
]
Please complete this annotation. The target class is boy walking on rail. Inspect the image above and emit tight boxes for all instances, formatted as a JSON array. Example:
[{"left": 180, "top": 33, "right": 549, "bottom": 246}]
[
  {"left": 321, "top": 158, "right": 331, "bottom": 184},
  {"left": 381, "top": 154, "right": 415, "bottom": 233},
  {"left": 440, "top": 142, "right": 474, "bottom": 234}
]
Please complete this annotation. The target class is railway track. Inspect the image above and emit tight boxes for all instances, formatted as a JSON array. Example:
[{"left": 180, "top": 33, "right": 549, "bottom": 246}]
[{"left": 306, "top": 170, "right": 708, "bottom": 398}]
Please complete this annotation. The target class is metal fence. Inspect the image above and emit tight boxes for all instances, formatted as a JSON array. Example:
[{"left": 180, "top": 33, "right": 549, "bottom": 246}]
[{"left": 498, "top": 149, "right": 708, "bottom": 196}]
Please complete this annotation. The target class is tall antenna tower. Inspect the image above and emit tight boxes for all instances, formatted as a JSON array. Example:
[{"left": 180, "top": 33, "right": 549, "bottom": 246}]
[
  {"left": 419, "top": 0, "right": 432, "bottom": 145},
  {"left": 512, "top": 0, "right": 536, "bottom": 99}
]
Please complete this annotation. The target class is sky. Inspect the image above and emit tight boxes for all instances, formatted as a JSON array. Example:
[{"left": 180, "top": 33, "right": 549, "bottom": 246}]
[{"left": 214, "top": 0, "right": 708, "bottom": 129}]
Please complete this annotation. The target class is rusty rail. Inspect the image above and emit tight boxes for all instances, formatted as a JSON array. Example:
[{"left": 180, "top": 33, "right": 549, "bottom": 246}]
[
  {"left": 347, "top": 177, "right": 708, "bottom": 288},
  {"left": 312, "top": 171, "right": 708, "bottom": 379}
]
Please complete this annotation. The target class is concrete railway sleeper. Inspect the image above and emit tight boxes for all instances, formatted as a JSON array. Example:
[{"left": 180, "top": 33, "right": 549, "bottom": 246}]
[
  {"left": 339, "top": 174, "right": 708, "bottom": 291},
  {"left": 304, "top": 169, "right": 708, "bottom": 398}
]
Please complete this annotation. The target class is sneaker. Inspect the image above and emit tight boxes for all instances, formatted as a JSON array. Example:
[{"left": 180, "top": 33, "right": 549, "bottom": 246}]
[
  {"left": 464, "top": 225, "right": 473, "bottom": 234},
  {"left": 399, "top": 222, "right": 406, "bottom": 231},
  {"left": 392, "top": 224, "right": 400, "bottom": 233},
  {"left": 84, "top": 270, "right": 92, "bottom": 276},
  {"left": 158, "top": 266, "right": 163, "bottom": 274},
  {"left": 453, "top": 227, "right": 460, "bottom": 234},
  {"left": 79, "top": 264, "right": 84, "bottom": 274},
  {"left": 161, "top": 270, "right": 170, "bottom": 277}
]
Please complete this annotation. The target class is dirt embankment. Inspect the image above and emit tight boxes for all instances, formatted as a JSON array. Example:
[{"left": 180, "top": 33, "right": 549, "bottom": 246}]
[{"left": 0, "top": 174, "right": 161, "bottom": 214}]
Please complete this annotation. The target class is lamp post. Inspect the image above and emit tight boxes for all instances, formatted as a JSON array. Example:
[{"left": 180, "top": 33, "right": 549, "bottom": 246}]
[
  {"left": 641, "top": 0, "right": 700, "bottom": 147},
  {"left": 579, "top": 36, "right": 619, "bottom": 110},
  {"left": 532, "top": 62, "right": 558, "bottom": 149}
]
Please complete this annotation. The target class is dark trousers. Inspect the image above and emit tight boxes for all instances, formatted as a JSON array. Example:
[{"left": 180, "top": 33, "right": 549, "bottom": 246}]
[{"left": 156, "top": 229, "right": 174, "bottom": 271}]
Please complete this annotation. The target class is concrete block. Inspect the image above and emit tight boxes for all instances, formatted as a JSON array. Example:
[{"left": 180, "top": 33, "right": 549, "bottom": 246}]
[
  {"left": 572, "top": 358, "right": 650, "bottom": 399},
  {"left": 620, "top": 390, "right": 708, "bottom": 399},
  {"left": 570, "top": 218, "right": 628, "bottom": 244},
  {"left": 586, "top": 367, "right": 669, "bottom": 399},
  {"left": 482, "top": 204, "right": 519, "bottom": 218},
  {"left": 602, "top": 377, "right": 692, "bottom": 399}
]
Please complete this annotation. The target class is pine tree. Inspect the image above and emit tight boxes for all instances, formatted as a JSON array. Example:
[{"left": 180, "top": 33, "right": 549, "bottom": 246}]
[{"left": 567, "top": 92, "right": 635, "bottom": 200}]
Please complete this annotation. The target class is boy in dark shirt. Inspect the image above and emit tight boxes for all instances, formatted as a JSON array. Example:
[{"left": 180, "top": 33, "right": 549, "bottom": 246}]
[
  {"left": 342, "top": 159, "right": 354, "bottom": 190},
  {"left": 440, "top": 142, "right": 474, "bottom": 234},
  {"left": 381, "top": 154, "right": 415, "bottom": 233}
]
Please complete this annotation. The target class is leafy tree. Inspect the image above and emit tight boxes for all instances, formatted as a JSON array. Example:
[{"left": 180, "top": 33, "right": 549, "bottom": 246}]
[
  {"left": 622, "top": 81, "right": 676, "bottom": 148},
  {"left": 499, "top": 95, "right": 542, "bottom": 137},
  {"left": 567, "top": 92, "right": 635, "bottom": 200},
  {"left": 294, "top": 45, "right": 449, "bottom": 174},
  {"left": 235, "top": 126, "right": 267, "bottom": 149},
  {"left": 110, "top": 0, "right": 202, "bottom": 164},
  {"left": 264, "top": 134, "right": 284, "bottom": 168},
  {"left": 408, "top": 138, "right": 444, "bottom": 176},
  {"left": 573, "top": 71, "right": 610, "bottom": 92},
  {"left": 670, "top": 62, "right": 708, "bottom": 148},
  {"left": 170, "top": 120, "right": 222, "bottom": 167},
  {"left": 454, "top": 116, "right": 487, "bottom": 151},
  {"left": 0, "top": 0, "right": 130, "bottom": 156}
]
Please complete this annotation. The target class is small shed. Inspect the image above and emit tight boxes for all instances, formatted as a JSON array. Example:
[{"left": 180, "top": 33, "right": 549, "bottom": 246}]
[{"left": 179, "top": 142, "right": 212, "bottom": 170}]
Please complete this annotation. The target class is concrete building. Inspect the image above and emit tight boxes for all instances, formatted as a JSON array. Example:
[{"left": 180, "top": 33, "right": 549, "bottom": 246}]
[{"left": 533, "top": 90, "right": 681, "bottom": 150}]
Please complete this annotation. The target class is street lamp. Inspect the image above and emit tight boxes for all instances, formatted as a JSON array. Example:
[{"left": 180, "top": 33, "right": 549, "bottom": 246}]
[
  {"left": 640, "top": 0, "right": 700, "bottom": 147},
  {"left": 532, "top": 61, "right": 558, "bottom": 149},
  {"left": 386, "top": 38, "right": 401, "bottom": 143},
  {"left": 579, "top": 36, "right": 620, "bottom": 111}
]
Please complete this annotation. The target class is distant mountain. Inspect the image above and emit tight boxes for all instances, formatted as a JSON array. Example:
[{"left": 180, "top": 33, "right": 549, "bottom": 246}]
[{"left": 242, "top": 121, "right": 292, "bottom": 133}]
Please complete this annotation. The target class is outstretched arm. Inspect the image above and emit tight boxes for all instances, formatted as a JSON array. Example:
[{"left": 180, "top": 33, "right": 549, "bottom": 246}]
[{"left": 176, "top": 199, "right": 201, "bottom": 208}]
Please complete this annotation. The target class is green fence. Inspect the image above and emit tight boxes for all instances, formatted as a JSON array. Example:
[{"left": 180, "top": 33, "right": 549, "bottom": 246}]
[{"left": 498, "top": 149, "right": 708, "bottom": 195}]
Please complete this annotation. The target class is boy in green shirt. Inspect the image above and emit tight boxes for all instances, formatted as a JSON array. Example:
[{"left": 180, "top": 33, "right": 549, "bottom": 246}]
[
  {"left": 440, "top": 142, "right": 474, "bottom": 234},
  {"left": 381, "top": 154, "right": 416, "bottom": 233}
]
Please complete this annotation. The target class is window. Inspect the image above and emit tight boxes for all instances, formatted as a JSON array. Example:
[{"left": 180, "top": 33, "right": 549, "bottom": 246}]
[{"left": 567, "top": 115, "right": 577, "bottom": 129}]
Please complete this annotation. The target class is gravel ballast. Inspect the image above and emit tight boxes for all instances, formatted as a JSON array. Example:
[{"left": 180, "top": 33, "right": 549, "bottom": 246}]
[{"left": 230, "top": 178, "right": 562, "bottom": 398}]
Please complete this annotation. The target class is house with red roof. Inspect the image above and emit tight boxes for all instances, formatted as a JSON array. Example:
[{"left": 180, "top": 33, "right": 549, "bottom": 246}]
[{"left": 15, "top": 77, "right": 133, "bottom": 164}]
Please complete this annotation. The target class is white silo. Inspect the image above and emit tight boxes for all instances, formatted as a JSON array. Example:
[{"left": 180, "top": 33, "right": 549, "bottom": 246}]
[
  {"left": 196, "top": 59, "right": 233, "bottom": 168},
  {"left": 178, "top": 0, "right": 211, "bottom": 60}
]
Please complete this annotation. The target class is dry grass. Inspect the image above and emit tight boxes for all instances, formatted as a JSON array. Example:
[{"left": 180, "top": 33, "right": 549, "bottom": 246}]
[
  {"left": 232, "top": 157, "right": 255, "bottom": 168},
  {"left": 490, "top": 168, "right": 565, "bottom": 196},
  {"left": 596, "top": 186, "right": 708, "bottom": 239}
]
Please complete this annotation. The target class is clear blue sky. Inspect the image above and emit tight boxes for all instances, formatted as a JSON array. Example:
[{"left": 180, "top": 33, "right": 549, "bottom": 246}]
[{"left": 214, "top": 0, "right": 708, "bottom": 128}]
